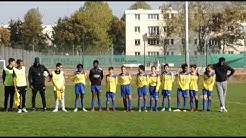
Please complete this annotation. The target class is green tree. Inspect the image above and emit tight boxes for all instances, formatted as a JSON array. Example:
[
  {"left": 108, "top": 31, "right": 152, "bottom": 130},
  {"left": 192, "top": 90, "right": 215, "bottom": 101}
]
[
  {"left": 128, "top": 1, "right": 152, "bottom": 10},
  {"left": 8, "top": 19, "right": 24, "bottom": 48},
  {"left": 0, "top": 27, "right": 10, "bottom": 46}
]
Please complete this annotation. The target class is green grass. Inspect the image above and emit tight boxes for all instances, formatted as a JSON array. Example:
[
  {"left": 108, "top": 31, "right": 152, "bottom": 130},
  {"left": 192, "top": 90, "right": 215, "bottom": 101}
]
[{"left": 0, "top": 84, "right": 246, "bottom": 136}]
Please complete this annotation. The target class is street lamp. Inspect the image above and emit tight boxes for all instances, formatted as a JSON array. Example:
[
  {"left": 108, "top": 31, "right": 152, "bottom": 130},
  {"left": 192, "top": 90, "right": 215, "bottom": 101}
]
[{"left": 142, "top": 33, "right": 147, "bottom": 67}]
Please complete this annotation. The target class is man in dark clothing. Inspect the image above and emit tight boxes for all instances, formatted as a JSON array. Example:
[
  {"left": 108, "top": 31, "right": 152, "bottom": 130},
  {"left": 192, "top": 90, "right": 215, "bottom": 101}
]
[
  {"left": 213, "top": 57, "right": 235, "bottom": 112},
  {"left": 28, "top": 57, "right": 50, "bottom": 111},
  {"left": 89, "top": 60, "right": 103, "bottom": 112}
]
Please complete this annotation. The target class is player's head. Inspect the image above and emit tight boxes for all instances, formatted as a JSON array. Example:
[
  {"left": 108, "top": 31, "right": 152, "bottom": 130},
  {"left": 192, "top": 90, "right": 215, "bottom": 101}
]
[
  {"left": 190, "top": 64, "right": 197, "bottom": 73},
  {"left": 56, "top": 63, "right": 63, "bottom": 71},
  {"left": 205, "top": 64, "right": 213, "bottom": 73},
  {"left": 16, "top": 59, "right": 23, "bottom": 67},
  {"left": 151, "top": 66, "right": 157, "bottom": 74},
  {"left": 8, "top": 58, "right": 15, "bottom": 66},
  {"left": 121, "top": 65, "right": 127, "bottom": 74},
  {"left": 181, "top": 63, "right": 188, "bottom": 72},
  {"left": 93, "top": 60, "right": 99, "bottom": 68},
  {"left": 108, "top": 66, "right": 114, "bottom": 74},
  {"left": 138, "top": 65, "right": 145, "bottom": 73},
  {"left": 218, "top": 57, "right": 225, "bottom": 65},
  {"left": 162, "top": 63, "right": 169, "bottom": 72},
  {"left": 77, "top": 64, "right": 83, "bottom": 71},
  {"left": 34, "top": 57, "right": 40, "bottom": 66}
]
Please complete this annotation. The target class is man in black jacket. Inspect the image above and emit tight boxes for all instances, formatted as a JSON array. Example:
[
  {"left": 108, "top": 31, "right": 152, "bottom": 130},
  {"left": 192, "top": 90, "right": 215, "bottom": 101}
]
[
  {"left": 28, "top": 57, "right": 50, "bottom": 111},
  {"left": 213, "top": 57, "right": 235, "bottom": 112}
]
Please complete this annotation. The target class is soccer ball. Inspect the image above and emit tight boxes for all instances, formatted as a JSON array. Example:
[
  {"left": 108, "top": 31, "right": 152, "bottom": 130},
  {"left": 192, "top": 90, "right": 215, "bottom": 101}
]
[{"left": 43, "top": 71, "right": 49, "bottom": 77}]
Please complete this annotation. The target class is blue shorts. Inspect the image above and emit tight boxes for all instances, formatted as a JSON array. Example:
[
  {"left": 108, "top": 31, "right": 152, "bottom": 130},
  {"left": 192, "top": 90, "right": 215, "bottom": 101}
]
[
  {"left": 138, "top": 86, "right": 147, "bottom": 97},
  {"left": 189, "top": 90, "right": 198, "bottom": 97},
  {"left": 120, "top": 84, "right": 131, "bottom": 97},
  {"left": 202, "top": 89, "right": 212, "bottom": 96},
  {"left": 75, "top": 83, "right": 85, "bottom": 94},
  {"left": 149, "top": 86, "right": 159, "bottom": 98},
  {"left": 91, "top": 85, "right": 102, "bottom": 93},
  {"left": 106, "top": 92, "right": 115, "bottom": 100},
  {"left": 177, "top": 89, "right": 189, "bottom": 97},
  {"left": 162, "top": 90, "right": 171, "bottom": 97}
]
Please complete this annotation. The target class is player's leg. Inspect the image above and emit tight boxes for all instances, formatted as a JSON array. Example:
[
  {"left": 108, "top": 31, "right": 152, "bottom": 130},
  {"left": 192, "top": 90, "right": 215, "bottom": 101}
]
[
  {"left": 143, "top": 86, "right": 147, "bottom": 112},
  {"left": 175, "top": 89, "right": 182, "bottom": 111},
  {"left": 111, "top": 93, "right": 116, "bottom": 111},
  {"left": 3, "top": 86, "right": 10, "bottom": 111},
  {"left": 182, "top": 90, "right": 188, "bottom": 112},
  {"left": 9, "top": 86, "right": 15, "bottom": 111},
  {"left": 154, "top": 91, "right": 159, "bottom": 111},
  {"left": 207, "top": 91, "right": 212, "bottom": 111},
  {"left": 61, "top": 92, "right": 67, "bottom": 112},
  {"left": 21, "top": 86, "right": 27, "bottom": 112},
  {"left": 126, "top": 85, "right": 132, "bottom": 112},
  {"left": 17, "top": 87, "right": 23, "bottom": 113},
  {"left": 167, "top": 91, "right": 172, "bottom": 111},
  {"left": 39, "top": 86, "right": 47, "bottom": 111},
  {"left": 202, "top": 89, "right": 208, "bottom": 111},
  {"left": 161, "top": 91, "right": 166, "bottom": 111},
  {"left": 74, "top": 93, "right": 79, "bottom": 112},
  {"left": 91, "top": 85, "right": 97, "bottom": 112},
  {"left": 106, "top": 92, "right": 110, "bottom": 111},
  {"left": 194, "top": 91, "right": 199, "bottom": 111},
  {"left": 222, "top": 81, "right": 228, "bottom": 112},
  {"left": 137, "top": 87, "right": 143, "bottom": 112},
  {"left": 189, "top": 90, "right": 194, "bottom": 111},
  {"left": 216, "top": 82, "right": 224, "bottom": 112},
  {"left": 96, "top": 85, "right": 102, "bottom": 111},
  {"left": 52, "top": 90, "right": 59, "bottom": 112},
  {"left": 121, "top": 85, "right": 127, "bottom": 111},
  {"left": 149, "top": 86, "right": 154, "bottom": 111},
  {"left": 31, "top": 87, "right": 38, "bottom": 111}
]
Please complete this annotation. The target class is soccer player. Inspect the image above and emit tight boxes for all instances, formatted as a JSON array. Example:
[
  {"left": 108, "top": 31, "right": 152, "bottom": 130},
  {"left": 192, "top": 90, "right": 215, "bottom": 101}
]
[
  {"left": 118, "top": 66, "right": 132, "bottom": 112},
  {"left": 71, "top": 64, "right": 87, "bottom": 112},
  {"left": 202, "top": 64, "right": 216, "bottom": 112},
  {"left": 149, "top": 66, "right": 160, "bottom": 111},
  {"left": 89, "top": 60, "right": 103, "bottom": 112},
  {"left": 28, "top": 57, "right": 50, "bottom": 112},
  {"left": 189, "top": 64, "right": 199, "bottom": 112},
  {"left": 160, "top": 64, "right": 174, "bottom": 112},
  {"left": 174, "top": 63, "right": 190, "bottom": 112},
  {"left": 51, "top": 63, "right": 67, "bottom": 112},
  {"left": 2, "top": 58, "right": 16, "bottom": 112},
  {"left": 105, "top": 67, "right": 117, "bottom": 111},
  {"left": 13, "top": 59, "right": 28, "bottom": 113},
  {"left": 136, "top": 65, "right": 149, "bottom": 112}
]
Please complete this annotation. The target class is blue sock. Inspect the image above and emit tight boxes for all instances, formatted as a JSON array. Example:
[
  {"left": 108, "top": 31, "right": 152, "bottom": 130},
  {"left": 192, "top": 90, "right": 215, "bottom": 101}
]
[
  {"left": 123, "top": 98, "right": 127, "bottom": 110},
  {"left": 144, "top": 98, "right": 147, "bottom": 110},
  {"left": 162, "top": 98, "right": 165, "bottom": 108},
  {"left": 106, "top": 98, "right": 109, "bottom": 109},
  {"left": 207, "top": 99, "right": 211, "bottom": 110},
  {"left": 177, "top": 97, "right": 180, "bottom": 109},
  {"left": 81, "top": 99, "right": 84, "bottom": 109},
  {"left": 155, "top": 99, "right": 158, "bottom": 110},
  {"left": 112, "top": 99, "right": 116, "bottom": 109},
  {"left": 183, "top": 97, "right": 187, "bottom": 110},
  {"left": 203, "top": 98, "right": 207, "bottom": 110},
  {"left": 168, "top": 98, "right": 171, "bottom": 109},
  {"left": 91, "top": 98, "right": 94, "bottom": 109},
  {"left": 150, "top": 99, "right": 153, "bottom": 110},
  {"left": 74, "top": 99, "right": 78, "bottom": 108},
  {"left": 98, "top": 98, "right": 102, "bottom": 109},
  {"left": 138, "top": 98, "right": 141, "bottom": 110},
  {"left": 128, "top": 99, "right": 132, "bottom": 110},
  {"left": 190, "top": 99, "right": 194, "bottom": 109}
]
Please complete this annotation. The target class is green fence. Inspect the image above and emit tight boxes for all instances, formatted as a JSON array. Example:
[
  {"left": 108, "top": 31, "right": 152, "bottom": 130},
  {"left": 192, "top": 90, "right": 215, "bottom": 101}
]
[{"left": 38, "top": 54, "right": 246, "bottom": 69}]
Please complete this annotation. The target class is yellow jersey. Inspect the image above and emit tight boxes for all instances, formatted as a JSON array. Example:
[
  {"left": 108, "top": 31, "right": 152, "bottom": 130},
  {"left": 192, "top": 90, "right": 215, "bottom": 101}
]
[
  {"left": 3, "top": 67, "right": 14, "bottom": 86},
  {"left": 203, "top": 72, "right": 216, "bottom": 91},
  {"left": 13, "top": 66, "right": 27, "bottom": 87},
  {"left": 52, "top": 70, "right": 65, "bottom": 91},
  {"left": 189, "top": 72, "right": 199, "bottom": 91},
  {"left": 71, "top": 70, "right": 86, "bottom": 85},
  {"left": 160, "top": 71, "right": 174, "bottom": 91},
  {"left": 118, "top": 73, "right": 131, "bottom": 86},
  {"left": 177, "top": 71, "right": 190, "bottom": 90},
  {"left": 106, "top": 74, "right": 117, "bottom": 93},
  {"left": 136, "top": 73, "right": 149, "bottom": 88},
  {"left": 149, "top": 73, "right": 161, "bottom": 91}
]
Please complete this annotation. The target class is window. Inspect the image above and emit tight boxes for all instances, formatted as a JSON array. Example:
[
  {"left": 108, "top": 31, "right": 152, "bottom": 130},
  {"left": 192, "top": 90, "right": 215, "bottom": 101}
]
[
  {"left": 167, "top": 51, "right": 174, "bottom": 55},
  {"left": 148, "top": 14, "right": 159, "bottom": 20},
  {"left": 170, "top": 39, "right": 174, "bottom": 45},
  {"left": 148, "top": 26, "right": 159, "bottom": 36},
  {"left": 163, "top": 26, "right": 168, "bottom": 32},
  {"left": 148, "top": 39, "right": 159, "bottom": 45},
  {"left": 171, "top": 51, "right": 174, "bottom": 55},
  {"left": 135, "top": 14, "right": 140, "bottom": 20},
  {"left": 209, "top": 39, "right": 219, "bottom": 46},
  {"left": 135, "top": 39, "right": 140, "bottom": 45},
  {"left": 135, "top": 26, "right": 140, "bottom": 33},
  {"left": 194, "top": 39, "right": 198, "bottom": 45},
  {"left": 148, "top": 52, "right": 159, "bottom": 56},
  {"left": 228, "top": 51, "right": 234, "bottom": 54},
  {"left": 163, "top": 26, "right": 173, "bottom": 32},
  {"left": 182, "top": 38, "right": 185, "bottom": 44},
  {"left": 164, "top": 39, "right": 169, "bottom": 45},
  {"left": 135, "top": 52, "right": 140, "bottom": 56}
]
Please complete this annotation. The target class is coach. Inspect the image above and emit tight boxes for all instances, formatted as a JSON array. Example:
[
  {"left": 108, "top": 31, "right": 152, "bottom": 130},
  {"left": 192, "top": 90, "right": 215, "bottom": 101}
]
[{"left": 213, "top": 57, "right": 235, "bottom": 112}]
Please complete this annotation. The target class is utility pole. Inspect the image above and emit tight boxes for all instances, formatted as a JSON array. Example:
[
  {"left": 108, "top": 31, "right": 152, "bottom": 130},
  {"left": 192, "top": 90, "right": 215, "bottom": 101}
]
[{"left": 185, "top": 1, "right": 189, "bottom": 67}]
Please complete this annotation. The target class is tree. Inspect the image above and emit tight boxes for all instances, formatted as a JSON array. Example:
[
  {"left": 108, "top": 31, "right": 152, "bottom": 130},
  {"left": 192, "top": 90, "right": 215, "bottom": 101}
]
[
  {"left": 128, "top": 1, "right": 152, "bottom": 10},
  {"left": 0, "top": 27, "right": 10, "bottom": 46},
  {"left": 108, "top": 16, "right": 125, "bottom": 55},
  {"left": 8, "top": 19, "right": 24, "bottom": 48},
  {"left": 22, "top": 8, "right": 46, "bottom": 52}
]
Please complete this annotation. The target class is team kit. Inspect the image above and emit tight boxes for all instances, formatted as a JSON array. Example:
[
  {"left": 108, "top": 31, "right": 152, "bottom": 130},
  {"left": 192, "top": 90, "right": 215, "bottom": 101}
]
[{"left": 2, "top": 57, "right": 227, "bottom": 113}]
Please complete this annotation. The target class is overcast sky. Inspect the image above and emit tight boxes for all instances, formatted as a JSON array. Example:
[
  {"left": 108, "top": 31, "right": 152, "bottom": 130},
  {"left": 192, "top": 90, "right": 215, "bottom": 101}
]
[{"left": 0, "top": 1, "right": 166, "bottom": 25}]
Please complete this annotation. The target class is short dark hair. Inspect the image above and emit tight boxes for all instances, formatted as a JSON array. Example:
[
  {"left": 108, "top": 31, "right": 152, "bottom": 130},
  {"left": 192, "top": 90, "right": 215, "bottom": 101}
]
[
  {"left": 108, "top": 66, "right": 114, "bottom": 70},
  {"left": 77, "top": 64, "right": 83, "bottom": 69},
  {"left": 139, "top": 65, "right": 145, "bottom": 71},
  {"left": 163, "top": 63, "right": 169, "bottom": 68},
  {"left": 16, "top": 59, "right": 23, "bottom": 64},
  {"left": 151, "top": 66, "right": 157, "bottom": 69},
  {"left": 181, "top": 63, "right": 188, "bottom": 69},
  {"left": 190, "top": 64, "right": 197, "bottom": 69},
  {"left": 93, "top": 60, "right": 99, "bottom": 65},
  {"left": 8, "top": 58, "right": 15, "bottom": 64},
  {"left": 219, "top": 57, "right": 225, "bottom": 62},
  {"left": 121, "top": 65, "right": 126, "bottom": 69},
  {"left": 56, "top": 63, "right": 62, "bottom": 67}
]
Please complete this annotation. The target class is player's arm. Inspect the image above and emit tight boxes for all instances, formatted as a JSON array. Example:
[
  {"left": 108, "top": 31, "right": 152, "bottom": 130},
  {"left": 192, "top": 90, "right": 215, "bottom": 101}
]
[
  {"left": 227, "top": 65, "right": 235, "bottom": 78},
  {"left": 2, "top": 69, "right": 6, "bottom": 84},
  {"left": 129, "top": 73, "right": 132, "bottom": 81},
  {"left": 115, "top": 76, "right": 118, "bottom": 86},
  {"left": 100, "top": 69, "right": 104, "bottom": 80},
  {"left": 211, "top": 74, "right": 216, "bottom": 87},
  {"left": 63, "top": 72, "right": 66, "bottom": 87},
  {"left": 156, "top": 75, "right": 161, "bottom": 92},
  {"left": 89, "top": 69, "right": 92, "bottom": 82},
  {"left": 28, "top": 67, "right": 33, "bottom": 88},
  {"left": 12, "top": 70, "right": 18, "bottom": 92}
]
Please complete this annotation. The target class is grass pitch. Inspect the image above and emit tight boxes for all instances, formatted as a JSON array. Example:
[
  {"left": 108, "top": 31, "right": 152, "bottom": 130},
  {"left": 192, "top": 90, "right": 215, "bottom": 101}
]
[{"left": 0, "top": 83, "right": 246, "bottom": 136}]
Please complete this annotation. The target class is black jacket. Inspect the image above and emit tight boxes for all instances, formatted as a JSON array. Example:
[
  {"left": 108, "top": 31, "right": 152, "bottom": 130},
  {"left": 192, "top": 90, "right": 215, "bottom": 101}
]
[
  {"left": 28, "top": 64, "right": 49, "bottom": 87},
  {"left": 89, "top": 67, "right": 103, "bottom": 85},
  {"left": 213, "top": 63, "right": 235, "bottom": 82}
]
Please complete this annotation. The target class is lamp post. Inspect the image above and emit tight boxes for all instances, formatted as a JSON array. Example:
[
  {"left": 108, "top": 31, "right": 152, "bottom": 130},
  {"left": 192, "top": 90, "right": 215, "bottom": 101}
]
[
  {"left": 143, "top": 33, "right": 147, "bottom": 67},
  {"left": 184, "top": 1, "right": 189, "bottom": 67}
]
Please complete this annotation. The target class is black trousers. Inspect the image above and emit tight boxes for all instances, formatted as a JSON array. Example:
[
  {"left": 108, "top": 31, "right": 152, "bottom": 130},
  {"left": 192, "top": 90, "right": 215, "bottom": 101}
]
[
  {"left": 4, "top": 86, "right": 15, "bottom": 109},
  {"left": 32, "top": 86, "right": 46, "bottom": 109},
  {"left": 17, "top": 86, "right": 27, "bottom": 109}
]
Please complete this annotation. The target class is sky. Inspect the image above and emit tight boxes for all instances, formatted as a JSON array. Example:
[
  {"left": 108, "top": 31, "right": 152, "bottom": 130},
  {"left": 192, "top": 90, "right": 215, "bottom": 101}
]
[{"left": 0, "top": 1, "right": 166, "bottom": 25}]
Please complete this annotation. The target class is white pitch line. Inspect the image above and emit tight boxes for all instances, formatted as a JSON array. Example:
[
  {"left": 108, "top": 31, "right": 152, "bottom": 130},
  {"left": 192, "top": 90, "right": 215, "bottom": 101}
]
[{"left": 212, "top": 99, "right": 246, "bottom": 105}]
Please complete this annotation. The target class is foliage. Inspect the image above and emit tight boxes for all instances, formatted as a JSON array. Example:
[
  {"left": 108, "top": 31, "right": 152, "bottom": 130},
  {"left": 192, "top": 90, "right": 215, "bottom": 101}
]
[
  {"left": 128, "top": 1, "right": 152, "bottom": 10},
  {"left": 0, "top": 27, "right": 10, "bottom": 46}
]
